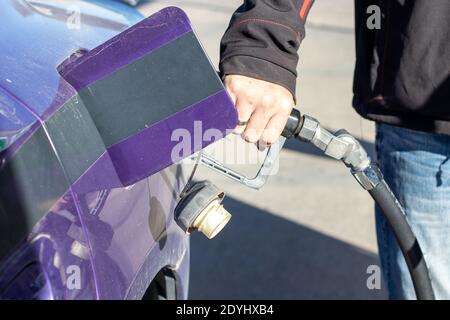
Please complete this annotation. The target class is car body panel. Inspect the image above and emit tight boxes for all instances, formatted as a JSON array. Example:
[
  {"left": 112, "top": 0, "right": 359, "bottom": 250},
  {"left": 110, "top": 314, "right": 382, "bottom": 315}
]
[
  {"left": 0, "top": 0, "right": 139, "bottom": 152},
  {"left": 0, "top": 0, "right": 237, "bottom": 299}
]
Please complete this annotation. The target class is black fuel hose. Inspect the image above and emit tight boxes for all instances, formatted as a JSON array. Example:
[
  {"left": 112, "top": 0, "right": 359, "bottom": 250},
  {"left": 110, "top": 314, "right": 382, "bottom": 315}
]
[
  {"left": 282, "top": 109, "right": 435, "bottom": 300},
  {"left": 368, "top": 179, "right": 435, "bottom": 300}
]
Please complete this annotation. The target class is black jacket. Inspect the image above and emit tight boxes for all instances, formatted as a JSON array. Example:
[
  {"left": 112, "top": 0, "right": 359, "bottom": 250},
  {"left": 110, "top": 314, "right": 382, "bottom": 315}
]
[{"left": 220, "top": 0, "right": 450, "bottom": 135}]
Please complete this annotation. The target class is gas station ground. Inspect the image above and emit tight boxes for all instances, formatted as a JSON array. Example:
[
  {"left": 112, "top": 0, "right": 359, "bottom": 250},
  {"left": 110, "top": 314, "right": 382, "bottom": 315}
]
[{"left": 139, "top": 0, "right": 386, "bottom": 299}]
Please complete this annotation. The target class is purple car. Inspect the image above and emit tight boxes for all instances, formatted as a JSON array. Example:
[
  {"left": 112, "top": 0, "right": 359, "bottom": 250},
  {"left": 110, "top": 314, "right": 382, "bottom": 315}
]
[{"left": 0, "top": 0, "right": 236, "bottom": 300}]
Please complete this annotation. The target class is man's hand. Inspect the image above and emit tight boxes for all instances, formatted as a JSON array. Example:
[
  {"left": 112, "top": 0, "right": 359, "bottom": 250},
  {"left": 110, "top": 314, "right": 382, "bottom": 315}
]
[{"left": 224, "top": 75, "right": 294, "bottom": 147}]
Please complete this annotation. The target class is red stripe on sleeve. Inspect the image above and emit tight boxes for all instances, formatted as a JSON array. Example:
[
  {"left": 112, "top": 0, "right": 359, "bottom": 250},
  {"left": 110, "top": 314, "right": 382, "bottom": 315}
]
[{"left": 299, "top": 0, "right": 313, "bottom": 20}]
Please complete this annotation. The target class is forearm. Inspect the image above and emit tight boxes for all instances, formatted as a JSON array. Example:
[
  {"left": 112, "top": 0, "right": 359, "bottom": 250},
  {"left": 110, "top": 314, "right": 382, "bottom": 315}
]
[{"left": 220, "top": 0, "right": 314, "bottom": 98}]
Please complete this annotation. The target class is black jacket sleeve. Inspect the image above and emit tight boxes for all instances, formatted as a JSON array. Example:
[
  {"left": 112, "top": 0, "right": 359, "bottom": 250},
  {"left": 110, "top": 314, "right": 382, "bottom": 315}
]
[{"left": 219, "top": 0, "right": 314, "bottom": 98}]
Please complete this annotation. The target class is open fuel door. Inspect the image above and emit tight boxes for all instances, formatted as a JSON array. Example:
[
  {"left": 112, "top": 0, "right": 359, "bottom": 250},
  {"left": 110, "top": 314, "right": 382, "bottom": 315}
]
[{"left": 56, "top": 6, "right": 237, "bottom": 187}]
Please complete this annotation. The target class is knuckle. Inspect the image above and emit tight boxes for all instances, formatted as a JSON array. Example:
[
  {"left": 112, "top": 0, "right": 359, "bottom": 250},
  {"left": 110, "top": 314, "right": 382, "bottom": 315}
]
[
  {"left": 261, "top": 94, "right": 274, "bottom": 107},
  {"left": 226, "top": 78, "right": 242, "bottom": 93},
  {"left": 277, "top": 94, "right": 293, "bottom": 108}
]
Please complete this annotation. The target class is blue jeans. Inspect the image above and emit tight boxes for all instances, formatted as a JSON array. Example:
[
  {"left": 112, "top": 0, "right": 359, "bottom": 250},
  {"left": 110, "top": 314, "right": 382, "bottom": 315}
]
[{"left": 375, "top": 123, "right": 450, "bottom": 299}]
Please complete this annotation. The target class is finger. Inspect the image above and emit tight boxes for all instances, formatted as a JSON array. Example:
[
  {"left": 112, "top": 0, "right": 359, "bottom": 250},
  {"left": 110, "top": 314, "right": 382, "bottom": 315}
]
[
  {"left": 260, "top": 112, "right": 291, "bottom": 145},
  {"left": 226, "top": 89, "right": 237, "bottom": 106},
  {"left": 233, "top": 97, "right": 254, "bottom": 135},
  {"left": 228, "top": 94, "right": 244, "bottom": 134},
  {"left": 243, "top": 109, "right": 272, "bottom": 143},
  {"left": 224, "top": 76, "right": 243, "bottom": 134}
]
